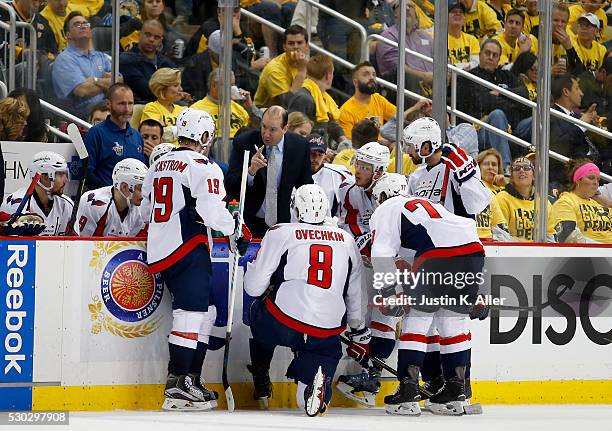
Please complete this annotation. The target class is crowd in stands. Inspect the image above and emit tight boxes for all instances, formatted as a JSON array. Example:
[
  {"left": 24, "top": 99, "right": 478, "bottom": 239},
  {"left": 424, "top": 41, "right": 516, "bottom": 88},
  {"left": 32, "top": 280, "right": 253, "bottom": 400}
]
[{"left": 1, "top": 0, "right": 612, "bottom": 244}]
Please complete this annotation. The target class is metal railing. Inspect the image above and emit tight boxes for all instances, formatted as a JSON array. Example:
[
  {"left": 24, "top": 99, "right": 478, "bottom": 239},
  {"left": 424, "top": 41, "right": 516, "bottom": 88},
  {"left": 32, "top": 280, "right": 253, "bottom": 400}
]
[
  {"left": 366, "top": 33, "right": 612, "bottom": 142},
  {"left": 300, "top": 0, "right": 368, "bottom": 62},
  {"left": 40, "top": 99, "right": 92, "bottom": 130},
  {"left": 0, "top": 2, "right": 37, "bottom": 92}
]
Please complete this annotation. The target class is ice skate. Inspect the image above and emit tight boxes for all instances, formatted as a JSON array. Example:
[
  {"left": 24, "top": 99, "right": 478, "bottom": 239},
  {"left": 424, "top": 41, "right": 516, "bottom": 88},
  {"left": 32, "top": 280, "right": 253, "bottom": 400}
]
[
  {"left": 384, "top": 366, "right": 421, "bottom": 416},
  {"left": 336, "top": 365, "right": 381, "bottom": 407},
  {"left": 421, "top": 374, "right": 445, "bottom": 411},
  {"left": 247, "top": 364, "right": 272, "bottom": 410},
  {"left": 428, "top": 367, "right": 467, "bottom": 416},
  {"left": 162, "top": 374, "right": 218, "bottom": 411},
  {"left": 188, "top": 373, "right": 219, "bottom": 400},
  {"left": 305, "top": 366, "right": 328, "bottom": 417}
]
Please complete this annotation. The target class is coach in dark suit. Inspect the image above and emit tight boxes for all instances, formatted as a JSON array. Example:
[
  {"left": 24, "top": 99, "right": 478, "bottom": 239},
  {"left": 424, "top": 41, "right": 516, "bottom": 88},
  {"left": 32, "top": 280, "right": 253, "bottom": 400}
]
[{"left": 226, "top": 105, "right": 313, "bottom": 237}]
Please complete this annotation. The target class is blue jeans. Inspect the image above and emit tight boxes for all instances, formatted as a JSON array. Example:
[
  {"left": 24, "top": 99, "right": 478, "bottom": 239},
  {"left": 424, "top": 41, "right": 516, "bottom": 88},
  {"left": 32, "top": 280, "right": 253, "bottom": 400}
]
[{"left": 477, "top": 109, "right": 512, "bottom": 168}]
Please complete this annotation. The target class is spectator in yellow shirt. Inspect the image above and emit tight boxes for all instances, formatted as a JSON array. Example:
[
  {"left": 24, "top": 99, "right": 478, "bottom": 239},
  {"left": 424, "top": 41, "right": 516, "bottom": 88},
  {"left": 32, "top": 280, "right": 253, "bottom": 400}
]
[
  {"left": 190, "top": 69, "right": 254, "bottom": 139},
  {"left": 568, "top": 0, "right": 608, "bottom": 43},
  {"left": 571, "top": 13, "right": 607, "bottom": 73},
  {"left": 338, "top": 61, "right": 397, "bottom": 138},
  {"left": 554, "top": 159, "right": 612, "bottom": 243},
  {"left": 253, "top": 25, "right": 309, "bottom": 108},
  {"left": 140, "top": 68, "right": 191, "bottom": 144},
  {"left": 493, "top": 9, "right": 539, "bottom": 67},
  {"left": 461, "top": 0, "right": 502, "bottom": 39},
  {"left": 523, "top": 0, "right": 539, "bottom": 37},
  {"left": 511, "top": 51, "right": 538, "bottom": 101},
  {"left": 447, "top": 1, "right": 480, "bottom": 70},
  {"left": 485, "top": 0, "right": 512, "bottom": 23},
  {"left": 40, "top": 0, "right": 74, "bottom": 54},
  {"left": 476, "top": 149, "right": 508, "bottom": 240},
  {"left": 287, "top": 54, "right": 347, "bottom": 145},
  {"left": 494, "top": 157, "right": 556, "bottom": 242},
  {"left": 70, "top": 0, "right": 105, "bottom": 18}
]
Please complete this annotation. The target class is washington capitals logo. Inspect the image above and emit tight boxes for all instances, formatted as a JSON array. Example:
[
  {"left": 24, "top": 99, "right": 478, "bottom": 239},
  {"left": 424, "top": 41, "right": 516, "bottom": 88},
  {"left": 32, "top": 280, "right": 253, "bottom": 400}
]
[
  {"left": 100, "top": 249, "right": 164, "bottom": 322},
  {"left": 87, "top": 193, "right": 107, "bottom": 207}
]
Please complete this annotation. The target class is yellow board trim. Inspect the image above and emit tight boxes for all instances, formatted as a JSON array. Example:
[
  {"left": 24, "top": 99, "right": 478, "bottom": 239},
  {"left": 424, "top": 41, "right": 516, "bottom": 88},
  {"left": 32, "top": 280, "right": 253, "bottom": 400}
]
[{"left": 32, "top": 380, "right": 612, "bottom": 411}]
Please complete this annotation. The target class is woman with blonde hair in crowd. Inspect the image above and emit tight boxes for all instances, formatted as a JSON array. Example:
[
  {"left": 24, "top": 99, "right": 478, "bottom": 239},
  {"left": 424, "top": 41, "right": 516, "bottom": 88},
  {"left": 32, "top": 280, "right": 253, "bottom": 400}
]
[
  {"left": 287, "top": 111, "right": 313, "bottom": 137},
  {"left": 477, "top": 149, "right": 509, "bottom": 241},
  {"left": 553, "top": 158, "right": 612, "bottom": 243},
  {"left": 494, "top": 156, "right": 557, "bottom": 242},
  {"left": 0, "top": 97, "right": 30, "bottom": 199},
  {"left": 141, "top": 68, "right": 191, "bottom": 144}
]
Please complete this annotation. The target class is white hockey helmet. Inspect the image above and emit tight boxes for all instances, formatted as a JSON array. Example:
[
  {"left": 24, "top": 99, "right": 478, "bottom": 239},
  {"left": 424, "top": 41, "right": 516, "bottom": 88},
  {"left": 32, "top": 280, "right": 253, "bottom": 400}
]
[
  {"left": 29, "top": 151, "right": 68, "bottom": 181},
  {"left": 372, "top": 173, "right": 408, "bottom": 203},
  {"left": 150, "top": 143, "right": 175, "bottom": 164},
  {"left": 292, "top": 184, "right": 329, "bottom": 224},
  {"left": 356, "top": 142, "right": 391, "bottom": 173},
  {"left": 112, "top": 158, "right": 148, "bottom": 192},
  {"left": 402, "top": 117, "right": 442, "bottom": 160},
  {"left": 176, "top": 108, "right": 216, "bottom": 148}
]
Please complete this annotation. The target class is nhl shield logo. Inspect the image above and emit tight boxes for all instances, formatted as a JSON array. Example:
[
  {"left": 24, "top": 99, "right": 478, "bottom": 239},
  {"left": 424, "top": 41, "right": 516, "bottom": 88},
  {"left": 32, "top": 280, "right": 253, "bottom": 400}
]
[{"left": 101, "top": 249, "right": 164, "bottom": 322}]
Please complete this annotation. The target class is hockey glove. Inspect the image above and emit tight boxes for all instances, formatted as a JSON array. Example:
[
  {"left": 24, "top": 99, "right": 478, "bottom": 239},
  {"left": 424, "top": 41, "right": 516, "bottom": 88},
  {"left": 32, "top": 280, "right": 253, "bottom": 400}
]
[
  {"left": 346, "top": 327, "right": 371, "bottom": 364},
  {"left": 2, "top": 214, "right": 46, "bottom": 236},
  {"left": 379, "top": 283, "right": 407, "bottom": 318},
  {"left": 441, "top": 143, "right": 478, "bottom": 184},
  {"left": 355, "top": 232, "right": 372, "bottom": 255},
  {"left": 229, "top": 212, "right": 252, "bottom": 256},
  {"left": 469, "top": 298, "right": 489, "bottom": 321}
]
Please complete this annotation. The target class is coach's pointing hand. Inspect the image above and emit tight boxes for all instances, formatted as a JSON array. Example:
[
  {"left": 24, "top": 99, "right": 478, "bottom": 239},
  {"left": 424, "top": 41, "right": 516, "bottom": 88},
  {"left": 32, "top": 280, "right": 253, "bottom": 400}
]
[{"left": 248, "top": 145, "right": 267, "bottom": 176}]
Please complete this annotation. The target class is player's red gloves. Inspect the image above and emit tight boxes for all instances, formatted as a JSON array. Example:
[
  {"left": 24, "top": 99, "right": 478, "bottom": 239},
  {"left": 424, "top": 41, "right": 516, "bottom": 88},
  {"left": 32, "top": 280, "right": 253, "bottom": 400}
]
[
  {"left": 441, "top": 143, "right": 477, "bottom": 183},
  {"left": 346, "top": 327, "right": 371, "bottom": 364}
]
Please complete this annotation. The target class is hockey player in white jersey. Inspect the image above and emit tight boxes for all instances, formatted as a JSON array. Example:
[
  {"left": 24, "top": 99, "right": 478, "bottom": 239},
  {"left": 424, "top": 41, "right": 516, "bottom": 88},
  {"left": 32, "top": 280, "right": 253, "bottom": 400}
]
[
  {"left": 307, "top": 134, "right": 354, "bottom": 216},
  {"left": 369, "top": 174, "right": 485, "bottom": 416},
  {"left": 0, "top": 151, "right": 72, "bottom": 236},
  {"left": 244, "top": 184, "right": 364, "bottom": 416},
  {"left": 335, "top": 142, "right": 397, "bottom": 406},
  {"left": 404, "top": 117, "right": 491, "bottom": 218},
  {"left": 336, "top": 141, "right": 390, "bottom": 256},
  {"left": 402, "top": 117, "right": 491, "bottom": 401},
  {"left": 142, "top": 108, "right": 248, "bottom": 411},
  {"left": 75, "top": 158, "right": 148, "bottom": 237},
  {"left": 150, "top": 143, "right": 176, "bottom": 165}
]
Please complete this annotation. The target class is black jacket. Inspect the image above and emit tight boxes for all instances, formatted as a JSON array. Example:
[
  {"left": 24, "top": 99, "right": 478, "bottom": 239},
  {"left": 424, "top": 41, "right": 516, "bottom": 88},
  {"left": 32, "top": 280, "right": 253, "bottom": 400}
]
[
  {"left": 119, "top": 45, "right": 176, "bottom": 103},
  {"left": 549, "top": 104, "right": 600, "bottom": 189},
  {"left": 456, "top": 66, "right": 528, "bottom": 128},
  {"left": 225, "top": 130, "right": 313, "bottom": 233}
]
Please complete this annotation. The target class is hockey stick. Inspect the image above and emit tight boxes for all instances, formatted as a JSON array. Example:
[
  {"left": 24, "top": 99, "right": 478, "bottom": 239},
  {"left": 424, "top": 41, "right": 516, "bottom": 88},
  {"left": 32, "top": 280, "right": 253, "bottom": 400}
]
[
  {"left": 6, "top": 173, "right": 41, "bottom": 225},
  {"left": 340, "top": 336, "right": 482, "bottom": 415},
  {"left": 64, "top": 123, "right": 89, "bottom": 235},
  {"left": 222, "top": 149, "right": 250, "bottom": 412}
]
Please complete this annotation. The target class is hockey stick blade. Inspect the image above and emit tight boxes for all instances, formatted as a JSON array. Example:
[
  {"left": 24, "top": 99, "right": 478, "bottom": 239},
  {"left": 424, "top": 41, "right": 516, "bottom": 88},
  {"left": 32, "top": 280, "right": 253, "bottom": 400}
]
[{"left": 67, "top": 123, "right": 89, "bottom": 160}]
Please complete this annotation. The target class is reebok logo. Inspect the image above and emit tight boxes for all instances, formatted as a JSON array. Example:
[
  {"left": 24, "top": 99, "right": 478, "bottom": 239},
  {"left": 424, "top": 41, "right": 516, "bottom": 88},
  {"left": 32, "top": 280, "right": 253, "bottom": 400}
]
[{"left": 4, "top": 245, "right": 28, "bottom": 376}]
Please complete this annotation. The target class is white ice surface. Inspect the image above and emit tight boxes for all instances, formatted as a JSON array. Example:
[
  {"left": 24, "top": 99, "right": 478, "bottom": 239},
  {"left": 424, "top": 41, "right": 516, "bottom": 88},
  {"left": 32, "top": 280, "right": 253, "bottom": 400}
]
[{"left": 18, "top": 406, "right": 612, "bottom": 431}]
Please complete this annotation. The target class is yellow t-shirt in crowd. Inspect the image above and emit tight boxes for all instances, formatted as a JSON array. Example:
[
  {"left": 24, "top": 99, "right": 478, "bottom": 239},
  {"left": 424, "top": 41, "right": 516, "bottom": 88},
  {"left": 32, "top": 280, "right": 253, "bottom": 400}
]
[
  {"left": 476, "top": 182, "right": 504, "bottom": 239},
  {"left": 254, "top": 52, "right": 299, "bottom": 107},
  {"left": 524, "top": 12, "right": 539, "bottom": 36},
  {"left": 388, "top": 147, "right": 417, "bottom": 176},
  {"left": 140, "top": 101, "right": 186, "bottom": 145},
  {"left": 338, "top": 93, "right": 396, "bottom": 138},
  {"left": 464, "top": 0, "right": 502, "bottom": 40},
  {"left": 448, "top": 31, "right": 480, "bottom": 65},
  {"left": 494, "top": 189, "right": 556, "bottom": 241},
  {"left": 119, "top": 14, "right": 142, "bottom": 51},
  {"left": 40, "top": 4, "right": 74, "bottom": 53},
  {"left": 333, "top": 148, "right": 357, "bottom": 174},
  {"left": 571, "top": 36, "right": 607, "bottom": 73},
  {"left": 241, "top": 0, "right": 260, "bottom": 6},
  {"left": 568, "top": 4, "right": 608, "bottom": 43},
  {"left": 493, "top": 33, "right": 539, "bottom": 66},
  {"left": 70, "top": 0, "right": 104, "bottom": 18},
  {"left": 416, "top": 3, "right": 433, "bottom": 29},
  {"left": 552, "top": 192, "right": 612, "bottom": 243},
  {"left": 190, "top": 97, "right": 250, "bottom": 139}
]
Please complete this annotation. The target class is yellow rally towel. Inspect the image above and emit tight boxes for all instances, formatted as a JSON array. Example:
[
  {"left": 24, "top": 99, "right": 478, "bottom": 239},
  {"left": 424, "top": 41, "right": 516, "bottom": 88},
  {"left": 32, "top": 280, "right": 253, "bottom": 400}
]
[{"left": 302, "top": 78, "right": 340, "bottom": 123}]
